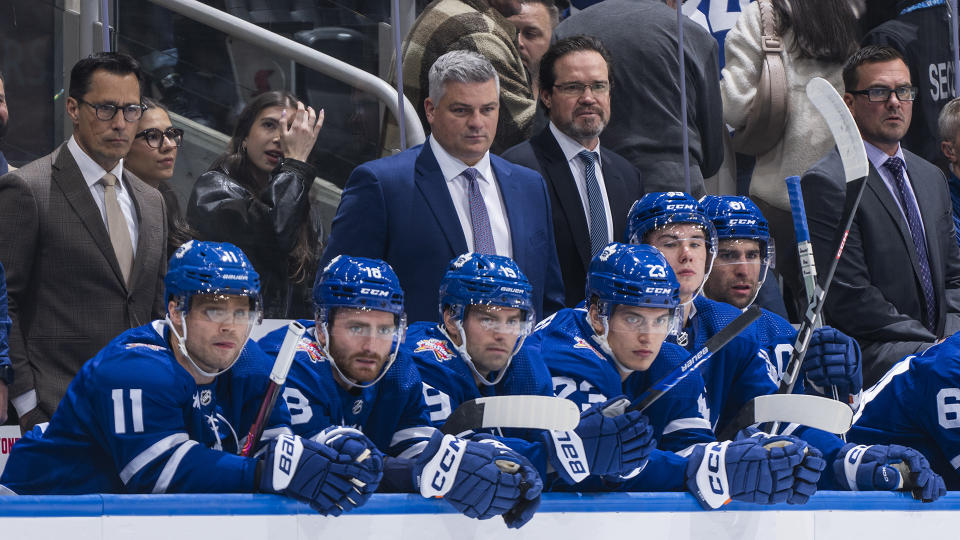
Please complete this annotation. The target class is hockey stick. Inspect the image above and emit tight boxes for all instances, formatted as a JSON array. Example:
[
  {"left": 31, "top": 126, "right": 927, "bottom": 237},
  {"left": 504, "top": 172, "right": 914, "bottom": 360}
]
[
  {"left": 240, "top": 320, "right": 306, "bottom": 457},
  {"left": 627, "top": 305, "right": 763, "bottom": 413},
  {"left": 441, "top": 395, "right": 580, "bottom": 435}
]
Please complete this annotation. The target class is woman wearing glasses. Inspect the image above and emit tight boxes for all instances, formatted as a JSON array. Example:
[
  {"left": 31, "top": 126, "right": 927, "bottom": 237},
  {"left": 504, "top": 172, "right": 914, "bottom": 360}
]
[
  {"left": 125, "top": 97, "right": 194, "bottom": 259},
  {"left": 186, "top": 90, "right": 324, "bottom": 319}
]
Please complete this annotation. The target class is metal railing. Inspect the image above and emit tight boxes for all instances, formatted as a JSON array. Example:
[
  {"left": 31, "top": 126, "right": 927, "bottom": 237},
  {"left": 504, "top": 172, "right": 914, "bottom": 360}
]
[{"left": 147, "top": 0, "right": 425, "bottom": 148}]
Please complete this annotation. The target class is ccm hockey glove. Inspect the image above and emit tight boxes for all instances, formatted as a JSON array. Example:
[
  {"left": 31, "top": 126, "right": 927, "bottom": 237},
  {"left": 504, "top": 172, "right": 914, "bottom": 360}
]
[{"left": 833, "top": 443, "right": 946, "bottom": 502}]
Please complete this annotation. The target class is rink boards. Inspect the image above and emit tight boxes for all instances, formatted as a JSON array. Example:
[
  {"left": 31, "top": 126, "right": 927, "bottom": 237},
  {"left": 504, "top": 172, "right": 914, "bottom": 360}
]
[{"left": 2, "top": 492, "right": 960, "bottom": 540}]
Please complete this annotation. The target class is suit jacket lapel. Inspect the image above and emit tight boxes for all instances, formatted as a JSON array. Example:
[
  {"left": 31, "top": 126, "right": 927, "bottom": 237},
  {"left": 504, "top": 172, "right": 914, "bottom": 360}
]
[
  {"left": 866, "top": 162, "right": 922, "bottom": 274},
  {"left": 532, "top": 128, "right": 591, "bottom": 267},
  {"left": 600, "top": 148, "right": 630, "bottom": 244},
  {"left": 492, "top": 156, "right": 526, "bottom": 258},
  {"left": 905, "top": 153, "right": 946, "bottom": 303},
  {"left": 124, "top": 171, "right": 155, "bottom": 290},
  {"left": 51, "top": 145, "right": 126, "bottom": 286},
  {"left": 414, "top": 143, "right": 469, "bottom": 255}
]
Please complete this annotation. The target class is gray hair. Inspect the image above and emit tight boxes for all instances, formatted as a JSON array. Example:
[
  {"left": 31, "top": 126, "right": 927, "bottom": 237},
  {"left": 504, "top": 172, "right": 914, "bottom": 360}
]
[
  {"left": 522, "top": 0, "right": 560, "bottom": 28},
  {"left": 427, "top": 50, "right": 500, "bottom": 103},
  {"left": 939, "top": 97, "right": 960, "bottom": 142}
]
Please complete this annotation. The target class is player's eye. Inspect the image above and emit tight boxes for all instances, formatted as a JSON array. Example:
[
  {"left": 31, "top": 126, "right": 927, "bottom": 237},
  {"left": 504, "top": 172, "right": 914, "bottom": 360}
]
[
  {"left": 376, "top": 326, "right": 395, "bottom": 336},
  {"left": 348, "top": 325, "right": 368, "bottom": 336}
]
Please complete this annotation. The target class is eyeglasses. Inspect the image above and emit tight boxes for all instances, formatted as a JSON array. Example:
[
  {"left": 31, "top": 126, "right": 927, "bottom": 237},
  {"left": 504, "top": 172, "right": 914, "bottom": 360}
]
[
  {"left": 553, "top": 81, "right": 610, "bottom": 96},
  {"left": 77, "top": 99, "right": 148, "bottom": 122},
  {"left": 848, "top": 86, "right": 918, "bottom": 102},
  {"left": 136, "top": 127, "right": 185, "bottom": 149}
]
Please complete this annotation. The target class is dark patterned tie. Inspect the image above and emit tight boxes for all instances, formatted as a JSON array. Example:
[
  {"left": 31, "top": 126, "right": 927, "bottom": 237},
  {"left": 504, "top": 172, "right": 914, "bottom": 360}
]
[
  {"left": 463, "top": 167, "right": 496, "bottom": 254},
  {"left": 577, "top": 150, "right": 608, "bottom": 257},
  {"left": 885, "top": 157, "right": 936, "bottom": 331}
]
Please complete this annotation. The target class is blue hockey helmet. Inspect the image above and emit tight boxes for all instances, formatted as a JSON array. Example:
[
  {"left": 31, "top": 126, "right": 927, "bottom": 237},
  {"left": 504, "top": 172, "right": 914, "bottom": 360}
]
[
  {"left": 313, "top": 255, "right": 406, "bottom": 389},
  {"left": 165, "top": 240, "right": 263, "bottom": 317},
  {"left": 586, "top": 242, "right": 682, "bottom": 313},
  {"left": 438, "top": 253, "right": 535, "bottom": 386},
  {"left": 625, "top": 192, "right": 718, "bottom": 250},
  {"left": 701, "top": 195, "right": 774, "bottom": 307}
]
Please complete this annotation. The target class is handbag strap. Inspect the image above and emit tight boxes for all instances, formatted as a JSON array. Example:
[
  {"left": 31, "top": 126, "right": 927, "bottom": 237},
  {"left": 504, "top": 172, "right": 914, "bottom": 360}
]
[{"left": 758, "top": 0, "right": 788, "bottom": 130}]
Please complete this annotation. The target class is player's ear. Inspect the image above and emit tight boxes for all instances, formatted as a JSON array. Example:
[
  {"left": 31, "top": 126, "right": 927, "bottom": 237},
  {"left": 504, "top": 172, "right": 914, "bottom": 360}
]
[
  {"left": 167, "top": 300, "right": 181, "bottom": 325},
  {"left": 943, "top": 140, "right": 957, "bottom": 163},
  {"left": 588, "top": 302, "right": 605, "bottom": 336},
  {"left": 442, "top": 307, "right": 463, "bottom": 346}
]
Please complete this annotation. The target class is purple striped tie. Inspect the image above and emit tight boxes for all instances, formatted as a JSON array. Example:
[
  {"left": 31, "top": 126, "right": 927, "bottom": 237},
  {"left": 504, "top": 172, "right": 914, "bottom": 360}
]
[{"left": 464, "top": 167, "right": 496, "bottom": 254}]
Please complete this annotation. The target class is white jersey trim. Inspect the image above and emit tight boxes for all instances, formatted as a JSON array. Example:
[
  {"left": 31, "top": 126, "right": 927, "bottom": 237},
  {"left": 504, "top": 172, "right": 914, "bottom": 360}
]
[
  {"left": 662, "top": 417, "right": 712, "bottom": 435},
  {"left": 390, "top": 426, "right": 437, "bottom": 448},
  {"left": 852, "top": 356, "right": 914, "bottom": 425},
  {"left": 153, "top": 440, "right": 199, "bottom": 493},
  {"left": 397, "top": 440, "right": 429, "bottom": 459},
  {"left": 120, "top": 433, "right": 190, "bottom": 484},
  {"left": 950, "top": 454, "right": 960, "bottom": 471}
]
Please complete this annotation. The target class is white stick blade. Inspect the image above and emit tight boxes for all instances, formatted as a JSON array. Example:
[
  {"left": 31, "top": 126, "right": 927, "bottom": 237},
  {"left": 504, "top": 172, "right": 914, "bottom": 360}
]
[
  {"left": 476, "top": 396, "right": 580, "bottom": 431},
  {"left": 752, "top": 394, "right": 853, "bottom": 434},
  {"left": 806, "top": 77, "right": 868, "bottom": 182}
]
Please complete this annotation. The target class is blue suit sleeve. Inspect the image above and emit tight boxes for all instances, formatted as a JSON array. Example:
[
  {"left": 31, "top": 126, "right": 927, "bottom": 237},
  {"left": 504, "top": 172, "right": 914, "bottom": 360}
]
[{"left": 319, "top": 163, "right": 388, "bottom": 269}]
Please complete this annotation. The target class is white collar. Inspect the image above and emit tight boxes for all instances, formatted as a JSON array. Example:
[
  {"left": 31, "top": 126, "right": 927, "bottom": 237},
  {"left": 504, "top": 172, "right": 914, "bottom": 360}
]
[
  {"left": 549, "top": 121, "right": 603, "bottom": 166},
  {"left": 67, "top": 136, "right": 126, "bottom": 191},
  {"left": 429, "top": 135, "right": 493, "bottom": 184}
]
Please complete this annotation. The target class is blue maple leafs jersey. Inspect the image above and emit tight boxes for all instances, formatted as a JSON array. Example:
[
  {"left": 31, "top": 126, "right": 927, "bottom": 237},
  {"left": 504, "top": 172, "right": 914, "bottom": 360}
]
[
  {"left": 849, "top": 333, "right": 960, "bottom": 489},
  {"left": 258, "top": 320, "right": 435, "bottom": 459},
  {"left": 0, "top": 321, "right": 291, "bottom": 495}
]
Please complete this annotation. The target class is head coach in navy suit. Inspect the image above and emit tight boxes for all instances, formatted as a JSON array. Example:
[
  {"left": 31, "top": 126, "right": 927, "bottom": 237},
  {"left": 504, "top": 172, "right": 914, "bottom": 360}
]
[
  {"left": 501, "top": 35, "right": 642, "bottom": 307},
  {"left": 802, "top": 45, "right": 960, "bottom": 386},
  {"left": 319, "top": 50, "right": 564, "bottom": 323}
]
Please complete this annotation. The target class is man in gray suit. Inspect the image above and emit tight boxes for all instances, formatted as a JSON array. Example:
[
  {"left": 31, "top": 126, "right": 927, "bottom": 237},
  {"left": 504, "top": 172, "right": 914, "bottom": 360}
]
[
  {"left": 802, "top": 45, "right": 960, "bottom": 387},
  {"left": 0, "top": 53, "right": 167, "bottom": 430}
]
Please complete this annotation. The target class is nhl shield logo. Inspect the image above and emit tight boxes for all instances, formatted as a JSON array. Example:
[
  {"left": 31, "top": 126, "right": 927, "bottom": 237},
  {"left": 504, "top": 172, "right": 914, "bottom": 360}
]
[
  {"left": 200, "top": 389, "right": 212, "bottom": 406},
  {"left": 352, "top": 399, "right": 363, "bottom": 415},
  {"left": 415, "top": 338, "right": 454, "bottom": 362}
]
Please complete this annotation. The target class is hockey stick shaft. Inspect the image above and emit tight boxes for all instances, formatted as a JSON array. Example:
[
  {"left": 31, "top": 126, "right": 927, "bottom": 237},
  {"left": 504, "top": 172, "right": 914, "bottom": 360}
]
[
  {"left": 628, "top": 305, "right": 762, "bottom": 413},
  {"left": 240, "top": 320, "right": 306, "bottom": 457},
  {"left": 786, "top": 175, "right": 818, "bottom": 308}
]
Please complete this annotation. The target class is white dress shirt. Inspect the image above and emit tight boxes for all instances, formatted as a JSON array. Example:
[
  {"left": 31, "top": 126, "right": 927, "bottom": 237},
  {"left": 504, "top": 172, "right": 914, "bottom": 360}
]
[
  {"left": 549, "top": 122, "right": 614, "bottom": 243},
  {"left": 67, "top": 136, "right": 139, "bottom": 254},
  {"left": 429, "top": 135, "right": 513, "bottom": 257}
]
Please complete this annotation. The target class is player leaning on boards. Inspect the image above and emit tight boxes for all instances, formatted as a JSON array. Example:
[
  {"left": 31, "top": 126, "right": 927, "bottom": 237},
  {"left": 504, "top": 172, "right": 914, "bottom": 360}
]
[
  {"left": 257, "top": 255, "right": 542, "bottom": 528},
  {"left": 0, "top": 241, "right": 384, "bottom": 515},
  {"left": 628, "top": 194, "right": 945, "bottom": 500}
]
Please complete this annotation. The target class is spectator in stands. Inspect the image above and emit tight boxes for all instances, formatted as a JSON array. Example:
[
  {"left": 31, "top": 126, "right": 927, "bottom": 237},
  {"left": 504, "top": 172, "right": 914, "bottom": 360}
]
[
  {"left": 508, "top": 0, "right": 559, "bottom": 95},
  {"left": 502, "top": 35, "right": 641, "bottom": 307},
  {"left": 0, "top": 262, "right": 11, "bottom": 424},
  {"left": 187, "top": 90, "right": 324, "bottom": 320},
  {"left": 721, "top": 0, "right": 859, "bottom": 317},
  {"left": 553, "top": 0, "right": 724, "bottom": 197},
  {"left": 863, "top": 0, "right": 955, "bottom": 169},
  {"left": 322, "top": 50, "right": 564, "bottom": 323},
  {"left": 0, "top": 52, "right": 168, "bottom": 431},
  {"left": 384, "top": 0, "right": 535, "bottom": 155},
  {"left": 0, "top": 70, "right": 8, "bottom": 175},
  {"left": 125, "top": 97, "right": 194, "bottom": 260},
  {"left": 801, "top": 45, "right": 960, "bottom": 387},
  {"left": 938, "top": 97, "right": 960, "bottom": 248}
]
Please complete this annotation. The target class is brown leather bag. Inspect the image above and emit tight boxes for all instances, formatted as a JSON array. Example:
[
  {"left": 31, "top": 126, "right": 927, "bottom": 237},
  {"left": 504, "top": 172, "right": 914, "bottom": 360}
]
[{"left": 731, "top": 0, "right": 789, "bottom": 156}]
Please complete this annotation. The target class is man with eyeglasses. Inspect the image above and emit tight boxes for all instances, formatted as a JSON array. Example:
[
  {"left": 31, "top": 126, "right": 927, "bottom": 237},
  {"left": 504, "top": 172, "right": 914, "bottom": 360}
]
[
  {"left": 503, "top": 35, "right": 641, "bottom": 308},
  {"left": 0, "top": 52, "right": 167, "bottom": 431},
  {"left": 802, "top": 45, "right": 960, "bottom": 387}
]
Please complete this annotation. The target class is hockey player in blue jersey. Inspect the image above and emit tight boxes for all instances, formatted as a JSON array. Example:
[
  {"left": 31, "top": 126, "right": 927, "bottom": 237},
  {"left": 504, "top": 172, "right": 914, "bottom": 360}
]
[
  {"left": 700, "top": 195, "right": 862, "bottom": 405},
  {"left": 0, "top": 241, "right": 385, "bottom": 515},
  {"left": 528, "top": 242, "right": 824, "bottom": 507},
  {"left": 258, "top": 255, "right": 543, "bottom": 528}
]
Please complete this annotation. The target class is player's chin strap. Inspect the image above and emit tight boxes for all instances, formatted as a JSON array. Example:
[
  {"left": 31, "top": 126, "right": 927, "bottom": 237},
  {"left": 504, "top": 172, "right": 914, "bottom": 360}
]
[
  {"left": 588, "top": 310, "right": 635, "bottom": 379},
  {"left": 165, "top": 313, "right": 244, "bottom": 379},
  {"left": 319, "top": 322, "right": 403, "bottom": 390},
  {"left": 439, "top": 318, "right": 522, "bottom": 387}
]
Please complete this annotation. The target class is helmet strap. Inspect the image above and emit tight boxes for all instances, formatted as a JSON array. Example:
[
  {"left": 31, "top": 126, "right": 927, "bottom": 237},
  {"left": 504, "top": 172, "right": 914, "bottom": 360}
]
[
  {"left": 165, "top": 312, "right": 232, "bottom": 380},
  {"left": 588, "top": 307, "right": 634, "bottom": 378},
  {"left": 319, "top": 317, "right": 400, "bottom": 390}
]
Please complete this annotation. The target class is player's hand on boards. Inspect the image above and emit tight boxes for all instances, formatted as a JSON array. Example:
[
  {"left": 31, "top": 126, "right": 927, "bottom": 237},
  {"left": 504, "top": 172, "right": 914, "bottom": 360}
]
[
  {"left": 803, "top": 326, "right": 862, "bottom": 400},
  {"left": 258, "top": 432, "right": 383, "bottom": 515},
  {"left": 311, "top": 426, "right": 385, "bottom": 507},
  {"left": 413, "top": 431, "right": 543, "bottom": 526},
  {"left": 686, "top": 433, "right": 823, "bottom": 509},
  {"left": 545, "top": 395, "right": 656, "bottom": 484},
  {"left": 833, "top": 443, "right": 945, "bottom": 502}
]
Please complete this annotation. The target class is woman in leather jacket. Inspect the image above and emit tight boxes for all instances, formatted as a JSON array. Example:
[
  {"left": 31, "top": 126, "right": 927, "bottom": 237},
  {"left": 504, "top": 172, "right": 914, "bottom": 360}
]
[{"left": 187, "top": 90, "right": 324, "bottom": 318}]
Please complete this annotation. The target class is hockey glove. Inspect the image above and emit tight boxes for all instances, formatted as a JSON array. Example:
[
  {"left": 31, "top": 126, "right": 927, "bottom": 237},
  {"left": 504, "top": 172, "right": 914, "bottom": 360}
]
[
  {"left": 833, "top": 443, "right": 946, "bottom": 502},
  {"left": 258, "top": 433, "right": 383, "bottom": 515},
  {"left": 686, "top": 434, "right": 815, "bottom": 509},
  {"left": 544, "top": 396, "right": 656, "bottom": 484},
  {"left": 803, "top": 326, "right": 862, "bottom": 404},
  {"left": 413, "top": 431, "right": 542, "bottom": 525},
  {"left": 732, "top": 429, "right": 826, "bottom": 505},
  {"left": 311, "top": 426, "right": 385, "bottom": 508},
  {"left": 468, "top": 434, "right": 543, "bottom": 529}
]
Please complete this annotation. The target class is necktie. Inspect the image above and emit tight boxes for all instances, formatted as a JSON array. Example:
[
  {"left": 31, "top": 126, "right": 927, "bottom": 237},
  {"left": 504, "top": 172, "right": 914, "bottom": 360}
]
[
  {"left": 463, "top": 167, "right": 496, "bottom": 254},
  {"left": 102, "top": 172, "right": 134, "bottom": 284},
  {"left": 884, "top": 157, "right": 936, "bottom": 331},
  {"left": 578, "top": 150, "right": 609, "bottom": 256}
]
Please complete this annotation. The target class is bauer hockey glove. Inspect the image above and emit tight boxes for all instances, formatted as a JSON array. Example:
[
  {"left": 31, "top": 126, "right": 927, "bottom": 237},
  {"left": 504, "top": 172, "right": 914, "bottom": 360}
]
[
  {"left": 544, "top": 395, "right": 656, "bottom": 484},
  {"left": 413, "top": 430, "right": 543, "bottom": 527},
  {"left": 833, "top": 443, "right": 946, "bottom": 502},
  {"left": 803, "top": 326, "right": 862, "bottom": 404},
  {"left": 258, "top": 432, "right": 384, "bottom": 515},
  {"left": 686, "top": 434, "right": 823, "bottom": 509}
]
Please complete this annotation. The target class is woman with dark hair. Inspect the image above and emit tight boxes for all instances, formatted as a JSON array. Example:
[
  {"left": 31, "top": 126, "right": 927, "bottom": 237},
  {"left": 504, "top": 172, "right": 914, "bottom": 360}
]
[
  {"left": 721, "top": 0, "right": 860, "bottom": 314},
  {"left": 125, "top": 97, "right": 195, "bottom": 259},
  {"left": 187, "top": 91, "right": 324, "bottom": 318}
]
